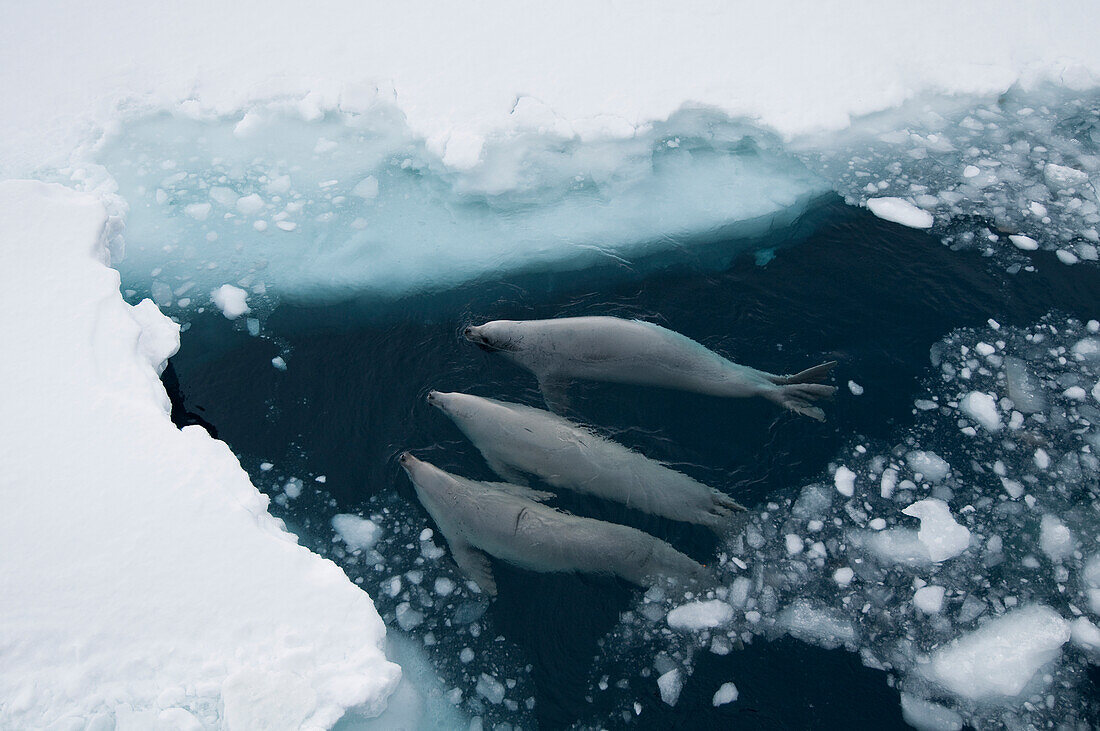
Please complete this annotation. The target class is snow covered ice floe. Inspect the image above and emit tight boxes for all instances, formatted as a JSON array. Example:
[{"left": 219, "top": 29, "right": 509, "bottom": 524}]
[
  {"left": 587, "top": 313, "right": 1100, "bottom": 729},
  {"left": 0, "top": 182, "right": 400, "bottom": 728}
]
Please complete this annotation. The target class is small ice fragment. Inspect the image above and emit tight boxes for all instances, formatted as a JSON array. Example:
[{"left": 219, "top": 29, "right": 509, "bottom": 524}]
[
  {"left": 271, "top": 356, "right": 287, "bottom": 370},
  {"left": 395, "top": 602, "right": 424, "bottom": 631},
  {"left": 1034, "top": 449, "right": 1050, "bottom": 469},
  {"left": 1001, "top": 478, "right": 1024, "bottom": 499},
  {"left": 848, "top": 380, "right": 864, "bottom": 395},
  {"left": 1004, "top": 357, "right": 1046, "bottom": 413},
  {"left": 959, "top": 392, "right": 1001, "bottom": 432},
  {"left": 460, "top": 648, "right": 475, "bottom": 663},
  {"left": 331, "top": 514, "right": 380, "bottom": 550},
  {"left": 712, "top": 682, "right": 738, "bottom": 707},
  {"left": 834, "top": 466, "right": 856, "bottom": 497},
  {"left": 914, "top": 585, "right": 945, "bottom": 614},
  {"left": 899, "top": 693, "right": 963, "bottom": 731},
  {"left": 253, "top": 220, "right": 268, "bottom": 232},
  {"left": 1009, "top": 234, "right": 1039, "bottom": 251},
  {"left": 667, "top": 600, "right": 734, "bottom": 631},
  {"left": 833, "top": 567, "right": 854, "bottom": 587},
  {"left": 657, "top": 668, "right": 683, "bottom": 706},
  {"left": 246, "top": 318, "right": 260, "bottom": 336},
  {"left": 476, "top": 674, "right": 505, "bottom": 704},
  {"left": 283, "top": 477, "right": 302, "bottom": 499},
  {"left": 1064, "top": 386, "right": 1086, "bottom": 401},
  {"left": 1071, "top": 617, "right": 1100, "bottom": 650},
  {"left": 259, "top": 462, "right": 273, "bottom": 471},
  {"left": 901, "top": 499, "right": 970, "bottom": 562},
  {"left": 777, "top": 601, "right": 857, "bottom": 650},
  {"left": 352, "top": 175, "right": 380, "bottom": 200},
  {"left": 236, "top": 193, "right": 264, "bottom": 215},
  {"left": 210, "top": 284, "right": 249, "bottom": 319},
  {"left": 962, "top": 165, "right": 980, "bottom": 178},
  {"left": 184, "top": 202, "right": 211, "bottom": 221},
  {"left": 276, "top": 221, "right": 297, "bottom": 231},
  {"left": 1039, "top": 515, "right": 1073, "bottom": 562},
  {"left": 905, "top": 451, "right": 950, "bottom": 483},
  {"left": 866, "top": 197, "right": 933, "bottom": 229},
  {"left": 785, "top": 534, "right": 803, "bottom": 555},
  {"left": 869, "top": 518, "right": 886, "bottom": 530},
  {"left": 1056, "top": 250, "right": 1079, "bottom": 265},
  {"left": 974, "top": 342, "right": 995, "bottom": 356},
  {"left": 434, "top": 577, "right": 456, "bottom": 596}
]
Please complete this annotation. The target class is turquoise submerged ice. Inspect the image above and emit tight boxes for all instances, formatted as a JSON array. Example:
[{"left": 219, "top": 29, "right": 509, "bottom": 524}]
[{"left": 99, "top": 107, "right": 827, "bottom": 305}]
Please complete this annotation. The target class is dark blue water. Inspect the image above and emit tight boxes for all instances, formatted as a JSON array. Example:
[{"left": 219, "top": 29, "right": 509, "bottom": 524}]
[{"left": 159, "top": 197, "right": 1099, "bottom": 729}]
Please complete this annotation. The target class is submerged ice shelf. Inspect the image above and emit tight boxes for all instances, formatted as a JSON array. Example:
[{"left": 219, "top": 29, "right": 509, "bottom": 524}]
[{"left": 96, "top": 107, "right": 828, "bottom": 308}]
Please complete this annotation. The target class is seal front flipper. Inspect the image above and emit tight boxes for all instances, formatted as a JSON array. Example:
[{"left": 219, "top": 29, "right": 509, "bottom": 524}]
[
  {"left": 537, "top": 373, "right": 572, "bottom": 414},
  {"left": 449, "top": 540, "right": 498, "bottom": 596},
  {"left": 484, "top": 457, "right": 531, "bottom": 487}
]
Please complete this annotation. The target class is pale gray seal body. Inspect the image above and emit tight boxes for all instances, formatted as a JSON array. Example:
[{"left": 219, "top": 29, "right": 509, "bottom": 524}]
[
  {"left": 399, "top": 453, "right": 711, "bottom": 596},
  {"left": 427, "top": 391, "right": 745, "bottom": 533},
  {"left": 463, "top": 316, "right": 837, "bottom": 420}
]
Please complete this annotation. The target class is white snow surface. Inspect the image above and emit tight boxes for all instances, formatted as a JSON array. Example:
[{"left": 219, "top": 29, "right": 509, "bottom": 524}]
[
  {"left": 2, "top": 1, "right": 1100, "bottom": 177},
  {"left": 0, "top": 181, "right": 400, "bottom": 729},
  {"left": 924, "top": 605, "right": 1070, "bottom": 701}
]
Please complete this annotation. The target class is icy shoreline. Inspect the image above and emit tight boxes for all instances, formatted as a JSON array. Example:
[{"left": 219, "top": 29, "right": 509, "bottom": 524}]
[{"left": 0, "top": 181, "right": 400, "bottom": 728}]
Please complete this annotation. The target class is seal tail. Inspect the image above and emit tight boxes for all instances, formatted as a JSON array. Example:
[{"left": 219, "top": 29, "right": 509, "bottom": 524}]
[
  {"left": 768, "top": 383, "right": 837, "bottom": 422},
  {"left": 770, "top": 360, "right": 837, "bottom": 385}
]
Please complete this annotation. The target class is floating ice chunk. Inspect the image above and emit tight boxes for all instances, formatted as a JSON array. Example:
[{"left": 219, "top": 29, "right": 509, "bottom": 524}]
[
  {"left": 1056, "top": 250, "right": 1079, "bottom": 265},
  {"left": 667, "top": 600, "right": 734, "bottom": 631},
  {"left": 271, "top": 356, "right": 287, "bottom": 370},
  {"left": 784, "top": 534, "right": 803, "bottom": 555},
  {"left": 396, "top": 602, "right": 424, "bottom": 631},
  {"left": 1043, "top": 162, "right": 1089, "bottom": 190},
  {"left": 905, "top": 451, "right": 950, "bottom": 483},
  {"left": 434, "top": 577, "right": 455, "bottom": 596},
  {"left": 1000, "top": 477, "right": 1024, "bottom": 499},
  {"left": 914, "top": 585, "right": 945, "bottom": 614},
  {"left": 476, "top": 673, "right": 505, "bottom": 705},
  {"left": 778, "top": 600, "right": 857, "bottom": 650},
  {"left": 1073, "top": 338, "right": 1100, "bottom": 361},
  {"left": 1071, "top": 617, "right": 1100, "bottom": 651},
  {"left": 1034, "top": 448, "right": 1050, "bottom": 469},
  {"left": 848, "top": 380, "right": 864, "bottom": 395},
  {"left": 962, "top": 165, "right": 980, "bottom": 178},
  {"left": 959, "top": 391, "right": 1001, "bottom": 432},
  {"left": 1084, "top": 555, "right": 1100, "bottom": 615},
  {"left": 236, "top": 193, "right": 265, "bottom": 215},
  {"left": 209, "top": 186, "right": 238, "bottom": 208},
  {"left": 924, "top": 605, "right": 1069, "bottom": 700},
  {"left": 866, "top": 197, "right": 933, "bottom": 229},
  {"left": 332, "top": 514, "right": 381, "bottom": 551},
  {"left": 352, "top": 176, "right": 380, "bottom": 200},
  {"left": 902, "top": 499, "right": 970, "bottom": 562},
  {"left": 1009, "top": 234, "right": 1038, "bottom": 251},
  {"left": 899, "top": 693, "right": 963, "bottom": 731},
  {"left": 1038, "top": 515, "right": 1073, "bottom": 563},
  {"left": 210, "top": 284, "right": 249, "bottom": 319},
  {"left": 1004, "top": 356, "right": 1046, "bottom": 413},
  {"left": 1093, "top": 380, "right": 1100, "bottom": 403},
  {"left": 834, "top": 466, "right": 856, "bottom": 497},
  {"left": 1065, "top": 385, "right": 1087, "bottom": 401},
  {"left": 833, "top": 567, "right": 854, "bottom": 587},
  {"left": 712, "top": 682, "right": 738, "bottom": 707},
  {"left": 184, "top": 202, "right": 211, "bottom": 221},
  {"left": 657, "top": 668, "right": 682, "bottom": 706},
  {"left": 283, "top": 477, "right": 303, "bottom": 499},
  {"left": 864, "top": 529, "right": 933, "bottom": 565}
]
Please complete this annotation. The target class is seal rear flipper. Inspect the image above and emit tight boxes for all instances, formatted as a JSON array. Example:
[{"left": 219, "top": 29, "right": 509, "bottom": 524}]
[
  {"left": 770, "top": 360, "right": 838, "bottom": 385},
  {"left": 537, "top": 374, "right": 572, "bottom": 414},
  {"left": 768, "top": 383, "right": 837, "bottom": 421},
  {"left": 482, "top": 481, "right": 555, "bottom": 503},
  {"left": 450, "top": 541, "right": 498, "bottom": 596},
  {"left": 484, "top": 457, "right": 531, "bottom": 487}
]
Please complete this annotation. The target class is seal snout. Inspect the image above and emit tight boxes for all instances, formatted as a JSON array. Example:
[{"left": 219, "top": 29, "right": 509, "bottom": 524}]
[
  {"left": 426, "top": 390, "right": 440, "bottom": 404},
  {"left": 398, "top": 451, "right": 414, "bottom": 467}
]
